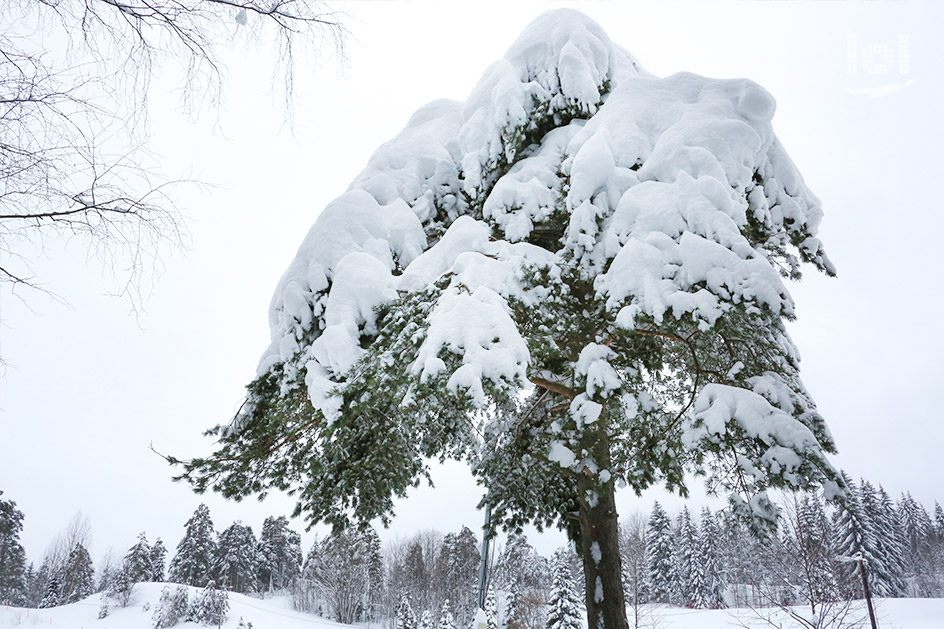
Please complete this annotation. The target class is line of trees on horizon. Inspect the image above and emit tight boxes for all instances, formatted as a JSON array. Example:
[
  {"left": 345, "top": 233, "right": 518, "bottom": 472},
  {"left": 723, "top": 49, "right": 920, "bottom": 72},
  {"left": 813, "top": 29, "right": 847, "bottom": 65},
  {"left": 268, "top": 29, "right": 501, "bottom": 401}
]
[{"left": 2, "top": 476, "right": 944, "bottom": 628}]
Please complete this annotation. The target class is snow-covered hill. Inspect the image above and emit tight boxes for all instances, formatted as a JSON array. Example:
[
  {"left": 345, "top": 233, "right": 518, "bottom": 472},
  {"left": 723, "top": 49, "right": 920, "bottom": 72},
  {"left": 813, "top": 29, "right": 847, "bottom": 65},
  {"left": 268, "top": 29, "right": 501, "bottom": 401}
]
[
  {"left": 0, "top": 583, "right": 347, "bottom": 629},
  {"left": 3, "top": 584, "right": 944, "bottom": 629}
]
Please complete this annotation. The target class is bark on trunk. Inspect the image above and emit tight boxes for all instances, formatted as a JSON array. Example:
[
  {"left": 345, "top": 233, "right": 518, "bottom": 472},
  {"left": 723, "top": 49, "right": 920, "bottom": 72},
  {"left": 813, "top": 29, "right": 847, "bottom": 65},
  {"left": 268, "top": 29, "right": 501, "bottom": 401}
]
[{"left": 577, "top": 459, "right": 628, "bottom": 629}]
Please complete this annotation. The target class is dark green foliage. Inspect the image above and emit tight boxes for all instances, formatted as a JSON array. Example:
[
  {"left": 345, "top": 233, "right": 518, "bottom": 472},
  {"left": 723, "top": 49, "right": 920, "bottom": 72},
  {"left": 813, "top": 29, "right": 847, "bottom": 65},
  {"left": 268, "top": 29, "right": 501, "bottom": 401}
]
[{"left": 0, "top": 492, "right": 27, "bottom": 605}]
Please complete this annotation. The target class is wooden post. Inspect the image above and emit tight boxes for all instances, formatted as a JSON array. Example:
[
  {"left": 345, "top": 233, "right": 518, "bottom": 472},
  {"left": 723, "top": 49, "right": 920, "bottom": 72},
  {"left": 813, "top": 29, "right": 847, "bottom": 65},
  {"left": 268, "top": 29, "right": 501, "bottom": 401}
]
[{"left": 858, "top": 557, "right": 878, "bottom": 629}]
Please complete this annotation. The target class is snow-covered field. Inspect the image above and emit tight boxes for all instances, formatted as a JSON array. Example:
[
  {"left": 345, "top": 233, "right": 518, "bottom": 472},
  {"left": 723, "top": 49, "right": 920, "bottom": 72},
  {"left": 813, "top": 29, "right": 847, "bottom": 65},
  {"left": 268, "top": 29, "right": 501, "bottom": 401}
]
[
  {"left": 3, "top": 584, "right": 943, "bottom": 629},
  {"left": 0, "top": 583, "right": 346, "bottom": 629}
]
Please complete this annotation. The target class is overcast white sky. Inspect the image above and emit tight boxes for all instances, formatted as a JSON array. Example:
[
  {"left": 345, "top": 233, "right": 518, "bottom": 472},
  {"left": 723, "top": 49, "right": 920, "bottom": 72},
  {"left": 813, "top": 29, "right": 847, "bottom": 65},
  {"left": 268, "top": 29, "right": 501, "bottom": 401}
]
[{"left": 2, "top": 0, "right": 942, "bottom": 565}]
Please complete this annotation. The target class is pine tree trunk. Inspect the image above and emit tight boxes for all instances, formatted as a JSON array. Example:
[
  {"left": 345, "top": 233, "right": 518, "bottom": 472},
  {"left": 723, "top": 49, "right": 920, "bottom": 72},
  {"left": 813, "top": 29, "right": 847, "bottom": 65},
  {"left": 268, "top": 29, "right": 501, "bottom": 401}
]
[{"left": 576, "top": 433, "right": 628, "bottom": 629}]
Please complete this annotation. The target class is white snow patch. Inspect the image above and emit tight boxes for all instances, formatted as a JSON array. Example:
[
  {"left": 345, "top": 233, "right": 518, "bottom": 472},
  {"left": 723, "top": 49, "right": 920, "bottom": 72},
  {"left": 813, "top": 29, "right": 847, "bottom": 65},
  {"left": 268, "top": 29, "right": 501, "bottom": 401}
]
[{"left": 548, "top": 441, "right": 576, "bottom": 468}]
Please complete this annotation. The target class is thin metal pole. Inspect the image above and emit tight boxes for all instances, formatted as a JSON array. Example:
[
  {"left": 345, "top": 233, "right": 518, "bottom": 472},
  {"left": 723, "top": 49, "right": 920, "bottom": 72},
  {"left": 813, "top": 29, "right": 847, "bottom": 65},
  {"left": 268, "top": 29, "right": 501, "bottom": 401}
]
[{"left": 477, "top": 503, "right": 491, "bottom": 609}]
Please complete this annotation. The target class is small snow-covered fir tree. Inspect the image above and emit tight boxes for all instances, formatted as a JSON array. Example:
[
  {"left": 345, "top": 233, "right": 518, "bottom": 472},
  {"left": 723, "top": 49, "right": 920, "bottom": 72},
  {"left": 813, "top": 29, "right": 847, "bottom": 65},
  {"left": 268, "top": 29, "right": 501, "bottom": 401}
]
[
  {"left": 545, "top": 550, "right": 582, "bottom": 629},
  {"left": 934, "top": 502, "right": 944, "bottom": 539},
  {"left": 832, "top": 472, "right": 888, "bottom": 597},
  {"left": 178, "top": 11, "right": 841, "bottom": 628},
  {"left": 40, "top": 572, "right": 61, "bottom": 608},
  {"left": 169, "top": 504, "right": 216, "bottom": 587},
  {"left": 859, "top": 482, "right": 907, "bottom": 596},
  {"left": 898, "top": 492, "right": 935, "bottom": 596},
  {"left": 60, "top": 543, "right": 95, "bottom": 603},
  {"left": 645, "top": 502, "right": 674, "bottom": 604},
  {"left": 690, "top": 507, "right": 724, "bottom": 609},
  {"left": 419, "top": 608, "right": 434, "bottom": 629},
  {"left": 124, "top": 533, "right": 153, "bottom": 584},
  {"left": 504, "top": 583, "right": 522, "bottom": 629},
  {"left": 190, "top": 580, "right": 228, "bottom": 626},
  {"left": 98, "top": 593, "right": 110, "bottom": 618},
  {"left": 484, "top": 587, "right": 498, "bottom": 629},
  {"left": 672, "top": 507, "right": 697, "bottom": 605},
  {"left": 397, "top": 594, "right": 418, "bottom": 629},
  {"left": 439, "top": 599, "right": 456, "bottom": 629},
  {"left": 153, "top": 584, "right": 190, "bottom": 628},
  {"left": 150, "top": 539, "right": 168, "bottom": 582}
]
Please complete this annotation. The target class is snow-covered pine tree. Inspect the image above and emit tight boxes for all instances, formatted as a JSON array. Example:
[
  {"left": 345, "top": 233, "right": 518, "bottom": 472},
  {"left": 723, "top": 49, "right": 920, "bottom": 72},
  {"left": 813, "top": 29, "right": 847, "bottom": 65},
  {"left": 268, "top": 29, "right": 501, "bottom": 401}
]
[
  {"left": 861, "top": 482, "right": 907, "bottom": 596},
  {"left": 439, "top": 599, "right": 456, "bottom": 629},
  {"left": 0, "top": 493, "right": 28, "bottom": 605},
  {"left": 672, "top": 507, "right": 696, "bottom": 605},
  {"left": 40, "top": 572, "right": 61, "bottom": 608},
  {"left": 108, "top": 567, "right": 135, "bottom": 607},
  {"left": 690, "top": 507, "right": 724, "bottom": 609},
  {"left": 176, "top": 11, "right": 840, "bottom": 628},
  {"left": 169, "top": 504, "right": 216, "bottom": 587},
  {"left": 435, "top": 527, "right": 480, "bottom": 624},
  {"left": 29, "top": 560, "right": 52, "bottom": 607},
  {"left": 150, "top": 539, "right": 168, "bottom": 582},
  {"left": 545, "top": 550, "right": 582, "bottom": 629},
  {"left": 645, "top": 502, "right": 674, "bottom": 604},
  {"left": 495, "top": 533, "right": 549, "bottom": 605},
  {"left": 830, "top": 472, "right": 894, "bottom": 597},
  {"left": 397, "top": 536, "right": 435, "bottom": 614},
  {"left": 60, "top": 543, "right": 95, "bottom": 603},
  {"left": 396, "top": 593, "right": 418, "bottom": 629},
  {"left": 898, "top": 492, "right": 935, "bottom": 596},
  {"left": 124, "top": 533, "right": 153, "bottom": 583},
  {"left": 153, "top": 584, "right": 190, "bottom": 629},
  {"left": 484, "top": 587, "right": 498, "bottom": 629},
  {"left": 934, "top": 502, "right": 944, "bottom": 539},
  {"left": 504, "top": 584, "right": 523, "bottom": 629},
  {"left": 361, "top": 526, "right": 385, "bottom": 622},
  {"left": 419, "top": 608, "right": 434, "bottom": 629},
  {"left": 190, "top": 580, "right": 228, "bottom": 626},
  {"left": 213, "top": 522, "right": 259, "bottom": 594},
  {"left": 257, "top": 515, "right": 303, "bottom": 592}
]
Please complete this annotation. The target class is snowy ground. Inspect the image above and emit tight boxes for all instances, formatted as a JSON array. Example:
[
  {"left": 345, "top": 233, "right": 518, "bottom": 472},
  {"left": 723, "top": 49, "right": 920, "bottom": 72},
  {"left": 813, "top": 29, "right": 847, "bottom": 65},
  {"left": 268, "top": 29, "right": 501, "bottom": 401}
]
[
  {"left": 0, "top": 583, "right": 347, "bottom": 629},
  {"left": 2, "top": 584, "right": 942, "bottom": 629}
]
